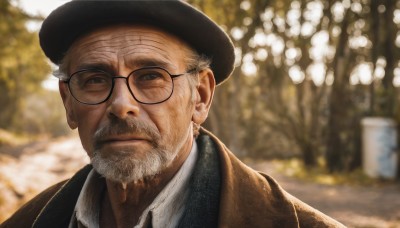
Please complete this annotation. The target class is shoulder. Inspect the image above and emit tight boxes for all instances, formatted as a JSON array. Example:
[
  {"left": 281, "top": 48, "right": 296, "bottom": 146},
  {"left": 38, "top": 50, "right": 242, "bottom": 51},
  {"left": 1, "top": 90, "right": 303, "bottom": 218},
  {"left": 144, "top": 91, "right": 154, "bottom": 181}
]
[
  {"left": 0, "top": 180, "right": 67, "bottom": 228},
  {"left": 258, "top": 172, "right": 346, "bottom": 227},
  {"left": 200, "top": 129, "right": 345, "bottom": 227},
  {"left": 1, "top": 165, "right": 93, "bottom": 228}
]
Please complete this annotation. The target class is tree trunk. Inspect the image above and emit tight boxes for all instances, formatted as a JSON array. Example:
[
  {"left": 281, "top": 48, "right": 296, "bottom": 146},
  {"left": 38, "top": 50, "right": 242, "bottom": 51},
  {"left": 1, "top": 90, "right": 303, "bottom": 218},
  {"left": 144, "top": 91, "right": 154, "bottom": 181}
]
[{"left": 325, "top": 10, "right": 351, "bottom": 172}]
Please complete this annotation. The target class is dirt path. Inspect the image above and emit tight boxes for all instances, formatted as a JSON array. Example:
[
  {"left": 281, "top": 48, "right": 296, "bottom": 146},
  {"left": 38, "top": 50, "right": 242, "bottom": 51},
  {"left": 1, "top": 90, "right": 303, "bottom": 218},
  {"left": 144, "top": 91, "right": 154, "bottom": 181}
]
[
  {"left": 0, "top": 136, "right": 89, "bottom": 221},
  {"left": 1, "top": 136, "right": 399, "bottom": 227},
  {"left": 251, "top": 161, "right": 400, "bottom": 228}
]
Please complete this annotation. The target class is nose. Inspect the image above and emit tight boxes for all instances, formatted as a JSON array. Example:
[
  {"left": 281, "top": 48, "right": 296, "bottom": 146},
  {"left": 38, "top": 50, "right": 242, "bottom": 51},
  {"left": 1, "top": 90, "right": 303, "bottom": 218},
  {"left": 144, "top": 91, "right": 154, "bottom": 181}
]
[{"left": 107, "top": 78, "right": 140, "bottom": 119}]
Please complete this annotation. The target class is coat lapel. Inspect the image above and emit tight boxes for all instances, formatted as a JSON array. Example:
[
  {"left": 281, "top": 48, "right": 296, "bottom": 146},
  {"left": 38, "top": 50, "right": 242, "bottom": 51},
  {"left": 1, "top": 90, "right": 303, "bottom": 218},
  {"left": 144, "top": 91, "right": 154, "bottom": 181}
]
[
  {"left": 202, "top": 128, "right": 300, "bottom": 227},
  {"left": 33, "top": 165, "right": 92, "bottom": 228}
]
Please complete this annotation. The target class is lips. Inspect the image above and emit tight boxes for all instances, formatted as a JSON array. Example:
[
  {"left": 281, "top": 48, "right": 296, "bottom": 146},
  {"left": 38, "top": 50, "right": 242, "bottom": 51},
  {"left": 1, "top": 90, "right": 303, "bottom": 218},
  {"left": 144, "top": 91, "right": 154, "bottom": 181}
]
[{"left": 97, "top": 135, "right": 151, "bottom": 147}]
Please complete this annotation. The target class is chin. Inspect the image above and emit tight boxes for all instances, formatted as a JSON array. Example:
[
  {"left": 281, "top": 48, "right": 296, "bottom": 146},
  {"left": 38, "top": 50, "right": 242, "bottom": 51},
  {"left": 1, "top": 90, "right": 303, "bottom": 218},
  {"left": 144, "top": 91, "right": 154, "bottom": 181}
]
[{"left": 91, "top": 147, "right": 177, "bottom": 183}]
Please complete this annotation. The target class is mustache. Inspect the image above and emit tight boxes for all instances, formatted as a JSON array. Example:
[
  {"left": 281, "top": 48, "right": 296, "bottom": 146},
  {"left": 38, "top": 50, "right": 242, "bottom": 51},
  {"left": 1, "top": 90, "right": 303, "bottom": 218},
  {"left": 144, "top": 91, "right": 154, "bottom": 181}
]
[{"left": 93, "top": 117, "right": 161, "bottom": 149}]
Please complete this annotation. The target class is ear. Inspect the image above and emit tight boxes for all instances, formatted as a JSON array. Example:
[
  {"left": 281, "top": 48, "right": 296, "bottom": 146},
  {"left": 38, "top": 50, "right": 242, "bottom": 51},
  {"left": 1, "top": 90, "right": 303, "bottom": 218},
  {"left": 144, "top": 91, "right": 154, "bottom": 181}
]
[
  {"left": 59, "top": 81, "right": 78, "bottom": 129},
  {"left": 192, "top": 68, "right": 215, "bottom": 125}
]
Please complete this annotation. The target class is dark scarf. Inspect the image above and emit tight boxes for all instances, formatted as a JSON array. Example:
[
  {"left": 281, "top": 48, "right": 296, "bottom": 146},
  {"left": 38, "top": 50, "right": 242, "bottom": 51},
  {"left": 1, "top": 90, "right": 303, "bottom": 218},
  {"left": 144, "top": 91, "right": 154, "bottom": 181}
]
[
  {"left": 178, "top": 134, "right": 221, "bottom": 228},
  {"left": 32, "top": 134, "right": 221, "bottom": 228}
]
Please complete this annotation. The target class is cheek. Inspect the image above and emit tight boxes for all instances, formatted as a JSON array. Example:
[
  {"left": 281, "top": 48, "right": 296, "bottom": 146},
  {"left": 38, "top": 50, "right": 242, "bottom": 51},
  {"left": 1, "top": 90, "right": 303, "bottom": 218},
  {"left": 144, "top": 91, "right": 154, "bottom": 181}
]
[
  {"left": 149, "top": 90, "right": 195, "bottom": 138},
  {"left": 75, "top": 106, "right": 106, "bottom": 156}
]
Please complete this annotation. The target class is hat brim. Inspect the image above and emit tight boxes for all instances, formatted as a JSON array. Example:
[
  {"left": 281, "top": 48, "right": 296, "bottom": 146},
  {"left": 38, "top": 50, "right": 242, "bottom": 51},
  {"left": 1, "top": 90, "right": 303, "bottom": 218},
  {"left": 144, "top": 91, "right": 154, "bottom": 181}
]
[{"left": 39, "top": 0, "right": 235, "bottom": 85}]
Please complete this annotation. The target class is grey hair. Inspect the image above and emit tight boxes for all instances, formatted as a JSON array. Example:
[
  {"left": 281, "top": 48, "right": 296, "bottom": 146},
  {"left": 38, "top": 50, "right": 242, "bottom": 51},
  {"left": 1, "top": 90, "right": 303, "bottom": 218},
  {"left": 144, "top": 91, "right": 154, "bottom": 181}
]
[
  {"left": 52, "top": 50, "right": 72, "bottom": 81},
  {"left": 53, "top": 68, "right": 68, "bottom": 81},
  {"left": 184, "top": 49, "right": 212, "bottom": 138},
  {"left": 184, "top": 48, "right": 212, "bottom": 90}
]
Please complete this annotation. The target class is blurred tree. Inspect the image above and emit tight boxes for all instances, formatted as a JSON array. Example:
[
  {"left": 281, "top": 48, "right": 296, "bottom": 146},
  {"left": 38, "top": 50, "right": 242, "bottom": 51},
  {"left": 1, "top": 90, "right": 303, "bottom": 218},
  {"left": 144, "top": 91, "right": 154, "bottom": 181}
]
[
  {"left": 191, "top": 0, "right": 329, "bottom": 166},
  {"left": 189, "top": 0, "right": 400, "bottom": 173},
  {"left": 0, "top": 0, "right": 51, "bottom": 133},
  {"left": 190, "top": 0, "right": 266, "bottom": 156},
  {"left": 325, "top": 6, "right": 354, "bottom": 172},
  {"left": 327, "top": 0, "right": 400, "bottom": 172}
]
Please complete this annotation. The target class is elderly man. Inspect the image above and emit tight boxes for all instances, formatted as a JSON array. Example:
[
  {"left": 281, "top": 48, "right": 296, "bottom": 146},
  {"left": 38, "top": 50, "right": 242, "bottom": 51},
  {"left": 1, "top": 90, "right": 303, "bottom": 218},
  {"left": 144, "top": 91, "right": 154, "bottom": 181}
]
[{"left": 2, "top": 1, "right": 344, "bottom": 228}]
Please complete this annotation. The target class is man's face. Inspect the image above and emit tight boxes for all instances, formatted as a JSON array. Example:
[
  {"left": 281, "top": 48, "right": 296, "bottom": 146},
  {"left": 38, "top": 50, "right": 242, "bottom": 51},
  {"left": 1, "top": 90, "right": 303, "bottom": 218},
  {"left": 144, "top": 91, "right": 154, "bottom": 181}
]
[{"left": 59, "top": 25, "right": 205, "bottom": 183}]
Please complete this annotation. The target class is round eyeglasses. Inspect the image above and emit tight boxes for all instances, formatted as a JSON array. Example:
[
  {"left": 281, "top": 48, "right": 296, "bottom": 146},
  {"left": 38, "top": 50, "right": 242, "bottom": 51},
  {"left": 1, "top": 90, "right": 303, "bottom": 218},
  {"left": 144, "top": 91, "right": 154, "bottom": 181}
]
[{"left": 63, "top": 66, "right": 196, "bottom": 105}]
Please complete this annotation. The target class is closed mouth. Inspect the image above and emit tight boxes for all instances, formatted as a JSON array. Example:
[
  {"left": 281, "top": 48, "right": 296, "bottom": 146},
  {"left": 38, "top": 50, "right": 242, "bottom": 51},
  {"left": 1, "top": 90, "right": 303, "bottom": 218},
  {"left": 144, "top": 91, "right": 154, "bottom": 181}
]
[{"left": 98, "top": 135, "right": 151, "bottom": 146}]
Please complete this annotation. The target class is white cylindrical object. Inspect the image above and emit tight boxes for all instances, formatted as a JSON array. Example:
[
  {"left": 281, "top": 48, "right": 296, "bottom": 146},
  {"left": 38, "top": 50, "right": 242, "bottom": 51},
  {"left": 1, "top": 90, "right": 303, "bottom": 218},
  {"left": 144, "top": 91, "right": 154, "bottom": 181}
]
[{"left": 361, "top": 117, "right": 398, "bottom": 179}]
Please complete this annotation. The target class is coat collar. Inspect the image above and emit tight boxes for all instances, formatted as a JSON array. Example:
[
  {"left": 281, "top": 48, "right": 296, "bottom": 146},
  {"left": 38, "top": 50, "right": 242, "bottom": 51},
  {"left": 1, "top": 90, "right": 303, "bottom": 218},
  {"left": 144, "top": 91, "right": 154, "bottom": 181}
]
[
  {"left": 32, "top": 133, "right": 222, "bottom": 228},
  {"left": 32, "top": 165, "right": 92, "bottom": 228},
  {"left": 31, "top": 129, "right": 343, "bottom": 227}
]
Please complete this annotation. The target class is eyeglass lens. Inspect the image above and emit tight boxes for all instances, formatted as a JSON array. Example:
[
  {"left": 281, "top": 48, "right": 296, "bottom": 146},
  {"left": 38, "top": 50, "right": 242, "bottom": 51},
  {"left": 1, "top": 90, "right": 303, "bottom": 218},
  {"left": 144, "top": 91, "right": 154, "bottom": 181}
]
[{"left": 68, "top": 67, "right": 174, "bottom": 105}]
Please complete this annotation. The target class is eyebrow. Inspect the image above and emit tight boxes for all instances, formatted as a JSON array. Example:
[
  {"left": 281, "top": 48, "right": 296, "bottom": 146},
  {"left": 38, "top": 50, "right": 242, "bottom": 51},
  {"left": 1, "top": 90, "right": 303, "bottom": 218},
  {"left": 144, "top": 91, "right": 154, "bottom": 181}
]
[
  {"left": 73, "top": 62, "right": 115, "bottom": 74},
  {"left": 124, "top": 57, "right": 177, "bottom": 71},
  {"left": 72, "top": 58, "right": 178, "bottom": 75}
]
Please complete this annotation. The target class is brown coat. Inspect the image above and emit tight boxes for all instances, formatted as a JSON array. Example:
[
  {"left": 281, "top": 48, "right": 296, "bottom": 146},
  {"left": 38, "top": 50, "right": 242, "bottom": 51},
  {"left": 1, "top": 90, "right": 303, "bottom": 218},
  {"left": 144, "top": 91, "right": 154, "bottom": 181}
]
[{"left": 1, "top": 129, "right": 345, "bottom": 228}]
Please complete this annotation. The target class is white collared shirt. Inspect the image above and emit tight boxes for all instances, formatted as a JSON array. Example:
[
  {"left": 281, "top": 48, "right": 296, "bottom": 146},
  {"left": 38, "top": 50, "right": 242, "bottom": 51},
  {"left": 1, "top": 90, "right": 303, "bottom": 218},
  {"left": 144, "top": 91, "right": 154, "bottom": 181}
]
[{"left": 69, "top": 140, "right": 198, "bottom": 228}]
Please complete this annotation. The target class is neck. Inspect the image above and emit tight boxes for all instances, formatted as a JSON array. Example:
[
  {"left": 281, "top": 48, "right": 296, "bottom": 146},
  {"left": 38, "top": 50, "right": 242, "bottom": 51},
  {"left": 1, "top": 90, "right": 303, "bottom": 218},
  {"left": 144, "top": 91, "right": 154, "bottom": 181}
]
[{"left": 101, "top": 136, "right": 194, "bottom": 228}]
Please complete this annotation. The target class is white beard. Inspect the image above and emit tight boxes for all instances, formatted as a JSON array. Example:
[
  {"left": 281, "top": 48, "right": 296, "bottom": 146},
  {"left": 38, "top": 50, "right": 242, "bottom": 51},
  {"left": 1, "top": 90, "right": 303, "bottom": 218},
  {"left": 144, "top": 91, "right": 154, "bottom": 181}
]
[
  {"left": 89, "top": 116, "right": 191, "bottom": 183},
  {"left": 91, "top": 146, "right": 178, "bottom": 183}
]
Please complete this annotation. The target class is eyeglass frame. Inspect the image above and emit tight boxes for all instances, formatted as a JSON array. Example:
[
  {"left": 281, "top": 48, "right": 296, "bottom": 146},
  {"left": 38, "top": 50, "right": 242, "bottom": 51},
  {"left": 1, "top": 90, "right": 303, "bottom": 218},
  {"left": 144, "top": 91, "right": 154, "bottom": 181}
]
[{"left": 62, "top": 66, "right": 197, "bottom": 105}]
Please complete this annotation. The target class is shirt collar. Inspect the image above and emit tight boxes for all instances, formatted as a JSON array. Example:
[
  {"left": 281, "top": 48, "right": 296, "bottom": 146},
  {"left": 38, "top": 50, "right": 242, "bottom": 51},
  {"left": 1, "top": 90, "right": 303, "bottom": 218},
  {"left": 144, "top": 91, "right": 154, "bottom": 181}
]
[
  {"left": 135, "top": 139, "right": 198, "bottom": 228},
  {"left": 70, "top": 139, "right": 198, "bottom": 228}
]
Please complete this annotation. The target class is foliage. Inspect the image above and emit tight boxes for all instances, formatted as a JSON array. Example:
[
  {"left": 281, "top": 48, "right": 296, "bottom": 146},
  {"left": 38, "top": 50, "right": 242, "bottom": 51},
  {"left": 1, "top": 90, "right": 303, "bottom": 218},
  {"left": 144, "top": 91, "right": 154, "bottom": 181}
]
[
  {"left": 189, "top": 0, "right": 400, "bottom": 173},
  {"left": 0, "top": 0, "right": 68, "bottom": 136},
  {"left": 21, "top": 90, "right": 71, "bottom": 137},
  {"left": 0, "top": 128, "right": 29, "bottom": 147}
]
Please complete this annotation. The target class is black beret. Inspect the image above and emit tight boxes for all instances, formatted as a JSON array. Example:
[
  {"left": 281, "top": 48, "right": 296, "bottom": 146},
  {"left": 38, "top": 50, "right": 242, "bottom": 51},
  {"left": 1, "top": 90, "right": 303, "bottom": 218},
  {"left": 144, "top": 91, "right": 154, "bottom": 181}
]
[{"left": 39, "top": 0, "right": 235, "bottom": 85}]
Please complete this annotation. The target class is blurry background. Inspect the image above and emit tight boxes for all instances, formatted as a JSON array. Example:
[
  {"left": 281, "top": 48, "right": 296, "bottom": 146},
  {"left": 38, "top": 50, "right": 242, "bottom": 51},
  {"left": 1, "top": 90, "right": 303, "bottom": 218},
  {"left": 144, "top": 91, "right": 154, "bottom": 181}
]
[{"left": 0, "top": 0, "right": 399, "bottom": 227}]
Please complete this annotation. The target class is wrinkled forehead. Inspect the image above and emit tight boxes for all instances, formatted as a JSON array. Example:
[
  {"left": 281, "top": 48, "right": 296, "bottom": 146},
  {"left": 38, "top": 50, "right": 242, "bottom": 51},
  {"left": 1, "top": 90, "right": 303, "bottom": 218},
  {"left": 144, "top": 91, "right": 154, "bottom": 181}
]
[{"left": 65, "top": 24, "right": 195, "bottom": 71}]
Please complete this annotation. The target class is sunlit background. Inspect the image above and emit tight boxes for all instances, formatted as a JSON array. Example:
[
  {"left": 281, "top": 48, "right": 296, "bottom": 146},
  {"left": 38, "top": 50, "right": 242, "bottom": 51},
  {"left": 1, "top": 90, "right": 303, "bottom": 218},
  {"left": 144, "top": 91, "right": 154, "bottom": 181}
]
[
  {"left": 12, "top": 0, "right": 69, "bottom": 91},
  {"left": 13, "top": 0, "right": 400, "bottom": 89},
  {"left": 1, "top": 0, "right": 400, "bottom": 227},
  {"left": 236, "top": 0, "right": 400, "bottom": 87}
]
